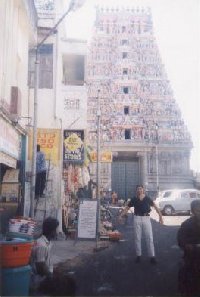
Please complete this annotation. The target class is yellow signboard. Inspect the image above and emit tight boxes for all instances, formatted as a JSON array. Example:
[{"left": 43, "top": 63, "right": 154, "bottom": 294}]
[
  {"left": 28, "top": 129, "right": 61, "bottom": 165},
  {"left": 64, "top": 133, "right": 83, "bottom": 151},
  {"left": 63, "top": 130, "right": 84, "bottom": 163},
  {"left": 90, "top": 151, "right": 112, "bottom": 163}
]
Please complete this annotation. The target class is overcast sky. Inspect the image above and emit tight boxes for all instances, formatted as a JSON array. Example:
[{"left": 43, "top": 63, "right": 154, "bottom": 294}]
[{"left": 65, "top": 0, "right": 200, "bottom": 172}]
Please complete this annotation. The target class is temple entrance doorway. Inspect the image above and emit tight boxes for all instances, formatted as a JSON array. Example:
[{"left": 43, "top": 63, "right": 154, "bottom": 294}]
[{"left": 111, "top": 153, "right": 140, "bottom": 200}]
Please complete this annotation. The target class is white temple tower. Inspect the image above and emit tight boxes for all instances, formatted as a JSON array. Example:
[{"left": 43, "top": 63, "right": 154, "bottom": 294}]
[{"left": 86, "top": 7, "right": 193, "bottom": 199}]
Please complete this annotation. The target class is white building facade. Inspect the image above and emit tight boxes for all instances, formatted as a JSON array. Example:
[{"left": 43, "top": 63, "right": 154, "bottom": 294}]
[
  {"left": 27, "top": 0, "right": 88, "bottom": 231},
  {"left": 0, "top": 0, "right": 37, "bottom": 232}
]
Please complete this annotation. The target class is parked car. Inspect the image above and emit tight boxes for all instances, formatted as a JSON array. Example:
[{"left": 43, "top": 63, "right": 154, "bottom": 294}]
[
  {"left": 155, "top": 189, "right": 200, "bottom": 215},
  {"left": 157, "top": 189, "right": 178, "bottom": 200}
]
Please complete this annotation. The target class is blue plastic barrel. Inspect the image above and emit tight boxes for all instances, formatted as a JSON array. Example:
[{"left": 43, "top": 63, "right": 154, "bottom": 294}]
[{"left": 2, "top": 265, "right": 31, "bottom": 296}]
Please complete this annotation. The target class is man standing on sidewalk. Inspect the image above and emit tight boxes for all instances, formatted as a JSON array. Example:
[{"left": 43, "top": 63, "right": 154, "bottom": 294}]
[{"left": 120, "top": 185, "right": 163, "bottom": 264}]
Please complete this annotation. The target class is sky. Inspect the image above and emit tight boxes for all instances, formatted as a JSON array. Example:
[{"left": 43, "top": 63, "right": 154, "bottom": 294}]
[{"left": 64, "top": 0, "right": 200, "bottom": 172}]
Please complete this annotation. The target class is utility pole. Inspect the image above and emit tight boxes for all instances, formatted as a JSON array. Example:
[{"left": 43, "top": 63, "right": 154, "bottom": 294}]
[
  {"left": 155, "top": 123, "right": 159, "bottom": 193},
  {"left": 96, "top": 89, "right": 101, "bottom": 245},
  {"left": 30, "top": 0, "right": 86, "bottom": 218},
  {"left": 30, "top": 47, "right": 39, "bottom": 218},
  {"left": 155, "top": 145, "right": 159, "bottom": 190}
]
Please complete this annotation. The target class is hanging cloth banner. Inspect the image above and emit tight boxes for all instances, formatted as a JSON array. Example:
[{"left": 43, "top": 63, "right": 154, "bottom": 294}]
[{"left": 63, "top": 130, "right": 84, "bottom": 163}]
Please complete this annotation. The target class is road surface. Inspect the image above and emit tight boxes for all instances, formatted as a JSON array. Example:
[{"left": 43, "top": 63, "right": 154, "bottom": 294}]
[{"left": 56, "top": 210, "right": 188, "bottom": 296}]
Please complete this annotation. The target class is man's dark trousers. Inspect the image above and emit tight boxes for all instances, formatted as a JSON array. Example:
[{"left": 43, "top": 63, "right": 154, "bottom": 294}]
[{"left": 35, "top": 171, "right": 46, "bottom": 197}]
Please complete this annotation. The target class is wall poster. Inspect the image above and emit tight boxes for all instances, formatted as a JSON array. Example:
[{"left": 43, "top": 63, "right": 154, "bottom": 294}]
[
  {"left": 28, "top": 128, "right": 61, "bottom": 165},
  {"left": 77, "top": 200, "right": 97, "bottom": 239},
  {"left": 63, "top": 130, "right": 84, "bottom": 163}
]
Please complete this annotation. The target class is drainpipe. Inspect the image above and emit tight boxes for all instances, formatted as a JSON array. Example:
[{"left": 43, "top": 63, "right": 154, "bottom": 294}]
[
  {"left": 155, "top": 123, "right": 159, "bottom": 192},
  {"left": 30, "top": 46, "right": 39, "bottom": 218}
]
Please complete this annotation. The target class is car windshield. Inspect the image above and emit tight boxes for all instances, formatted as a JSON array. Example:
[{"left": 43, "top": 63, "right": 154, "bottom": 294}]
[
  {"left": 163, "top": 191, "right": 172, "bottom": 198},
  {"left": 159, "top": 190, "right": 179, "bottom": 199}
]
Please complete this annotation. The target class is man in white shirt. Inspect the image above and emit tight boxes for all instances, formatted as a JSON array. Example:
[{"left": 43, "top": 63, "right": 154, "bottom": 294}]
[
  {"left": 30, "top": 217, "right": 76, "bottom": 296},
  {"left": 30, "top": 217, "right": 58, "bottom": 293}
]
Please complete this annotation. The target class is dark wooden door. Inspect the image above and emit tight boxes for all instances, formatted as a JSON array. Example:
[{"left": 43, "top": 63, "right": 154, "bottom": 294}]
[{"left": 111, "top": 161, "right": 139, "bottom": 200}]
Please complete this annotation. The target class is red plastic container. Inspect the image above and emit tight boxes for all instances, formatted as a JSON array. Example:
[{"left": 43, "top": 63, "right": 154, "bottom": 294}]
[
  {"left": 0, "top": 238, "right": 33, "bottom": 268},
  {"left": 108, "top": 231, "right": 122, "bottom": 241}
]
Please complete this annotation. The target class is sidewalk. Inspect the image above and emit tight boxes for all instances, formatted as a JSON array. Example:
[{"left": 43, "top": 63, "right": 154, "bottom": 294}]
[{"left": 51, "top": 237, "right": 111, "bottom": 266}]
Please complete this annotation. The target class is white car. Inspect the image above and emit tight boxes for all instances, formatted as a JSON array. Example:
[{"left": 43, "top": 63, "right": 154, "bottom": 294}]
[
  {"left": 157, "top": 189, "right": 177, "bottom": 200},
  {"left": 155, "top": 189, "right": 200, "bottom": 215}
]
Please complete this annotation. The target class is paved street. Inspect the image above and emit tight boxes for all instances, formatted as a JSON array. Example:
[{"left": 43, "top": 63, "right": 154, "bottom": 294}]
[{"left": 54, "top": 211, "right": 189, "bottom": 296}]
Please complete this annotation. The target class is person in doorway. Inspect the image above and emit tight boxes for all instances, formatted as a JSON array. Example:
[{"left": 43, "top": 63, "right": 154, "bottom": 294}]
[
  {"left": 177, "top": 199, "right": 200, "bottom": 296},
  {"left": 111, "top": 191, "right": 118, "bottom": 205},
  {"left": 120, "top": 185, "right": 163, "bottom": 264},
  {"left": 102, "top": 191, "right": 111, "bottom": 205},
  {"left": 35, "top": 144, "right": 47, "bottom": 198},
  {"left": 87, "top": 179, "right": 97, "bottom": 199},
  {"left": 30, "top": 217, "right": 76, "bottom": 296}
]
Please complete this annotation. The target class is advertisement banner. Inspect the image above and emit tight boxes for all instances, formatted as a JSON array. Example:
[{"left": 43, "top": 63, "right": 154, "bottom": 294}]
[
  {"left": 63, "top": 130, "right": 84, "bottom": 163},
  {"left": 89, "top": 150, "right": 112, "bottom": 163},
  {"left": 28, "top": 129, "right": 61, "bottom": 165}
]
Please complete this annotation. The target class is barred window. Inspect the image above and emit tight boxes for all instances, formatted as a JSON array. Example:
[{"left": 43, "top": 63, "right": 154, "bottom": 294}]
[
  {"left": 28, "top": 44, "right": 53, "bottom": 89},
  {"left": 62, "top": 54, "right": 85, "bottom": 86}
]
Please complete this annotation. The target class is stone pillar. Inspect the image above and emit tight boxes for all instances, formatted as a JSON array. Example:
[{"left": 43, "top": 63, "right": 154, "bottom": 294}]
[{"left": 138, "top": 152, "right": 148, "bottom": 188}]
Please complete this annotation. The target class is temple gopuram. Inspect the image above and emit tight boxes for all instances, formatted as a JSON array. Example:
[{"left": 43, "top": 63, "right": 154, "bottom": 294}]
[{"left": 86, "top": 7, "right": 193, "bottom": 199}]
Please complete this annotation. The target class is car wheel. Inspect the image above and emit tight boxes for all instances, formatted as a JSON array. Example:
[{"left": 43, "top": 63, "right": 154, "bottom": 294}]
[{"left": 163, "top": 205, "right": 174, "bottom": 216}]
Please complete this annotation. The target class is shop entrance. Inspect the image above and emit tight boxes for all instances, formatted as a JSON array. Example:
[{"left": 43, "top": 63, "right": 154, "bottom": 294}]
[{"left": 111, "top": 154, "right": 139, "bottom": 200}]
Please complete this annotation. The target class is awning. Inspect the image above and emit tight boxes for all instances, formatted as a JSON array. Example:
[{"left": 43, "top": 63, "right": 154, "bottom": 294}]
[{"left": 0, "top": 151, "right": 17, "bottom": 168}]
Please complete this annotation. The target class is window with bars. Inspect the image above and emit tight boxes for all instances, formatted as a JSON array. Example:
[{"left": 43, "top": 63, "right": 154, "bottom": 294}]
[
  {"left": 62, "top": 54, "right": 85, "bottom": 86},
  {"left": 28, "top": 44, "right": 53, "bottom": 89}
]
